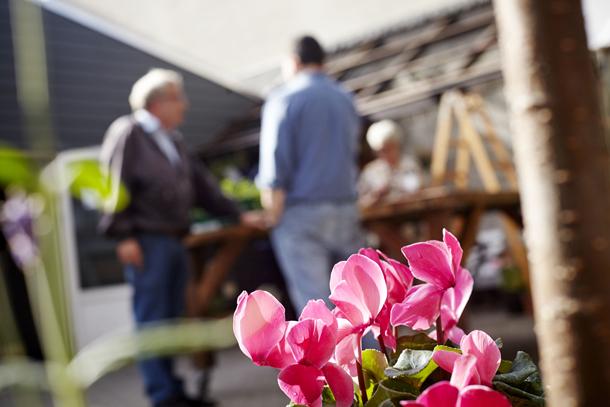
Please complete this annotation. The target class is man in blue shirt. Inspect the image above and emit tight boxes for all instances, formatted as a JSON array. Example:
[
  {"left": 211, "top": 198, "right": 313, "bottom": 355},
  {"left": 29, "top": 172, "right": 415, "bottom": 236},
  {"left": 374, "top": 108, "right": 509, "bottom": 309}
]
[{"left": 257, "top": 36, "right": 364, "bottom": 312}]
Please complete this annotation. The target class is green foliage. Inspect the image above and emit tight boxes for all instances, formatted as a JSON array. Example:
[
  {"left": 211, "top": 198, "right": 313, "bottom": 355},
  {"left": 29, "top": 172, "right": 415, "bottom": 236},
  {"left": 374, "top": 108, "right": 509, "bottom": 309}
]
[
  {"left": 493, "top": 351, "right": 545, "bottom": 406},
  {"left": 366, "top": 378, "right": 418, "bottom": 407},
  {"left": 362, "top": 349, "right": 389, "bottom": 382},
  {"left": 220, "top": 178, "right": 261, "bottom": 210},
  {"left": 362, "top": 349, "right": 390, "bottom": 399},
  {"left": 67, "top": 159, "right": 130, "bottom": 212},
  {"left": 392, "top": 333, "right": 437, "bottom": 365},
  {"left": 385, "top": 349, "right": 437, "bottom": 386},
  {"left": 0, "top": 147, "right": 37, "bottom": 191},
  {"left": 68, "top": 317, "right": 236, "bottom": 387},
  {"left": 0, "top": 359, "right": 50, "bottom": 391}
]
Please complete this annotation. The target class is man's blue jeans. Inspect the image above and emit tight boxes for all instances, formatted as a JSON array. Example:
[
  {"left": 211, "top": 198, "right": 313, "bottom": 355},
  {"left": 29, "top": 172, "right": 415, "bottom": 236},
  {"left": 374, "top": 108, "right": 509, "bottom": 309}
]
[
  {"left": 271, "top": 202, "right": 365, "bottom": 313},
  {"left": 124, "top": 233, "right": 188, "bottom": 404}
]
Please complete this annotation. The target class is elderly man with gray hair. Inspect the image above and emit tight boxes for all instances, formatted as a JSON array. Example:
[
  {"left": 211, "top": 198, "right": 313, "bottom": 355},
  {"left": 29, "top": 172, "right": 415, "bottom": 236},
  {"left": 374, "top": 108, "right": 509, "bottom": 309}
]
[{"left": 99, "top": 69, "right": 247, "bottom": 407}]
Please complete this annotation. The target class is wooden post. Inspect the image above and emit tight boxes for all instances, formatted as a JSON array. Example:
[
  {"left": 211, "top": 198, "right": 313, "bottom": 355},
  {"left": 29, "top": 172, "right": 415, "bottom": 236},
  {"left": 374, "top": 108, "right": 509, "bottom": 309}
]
[{"left": 494, "top": 1, "right": 610, "bottom": 405}]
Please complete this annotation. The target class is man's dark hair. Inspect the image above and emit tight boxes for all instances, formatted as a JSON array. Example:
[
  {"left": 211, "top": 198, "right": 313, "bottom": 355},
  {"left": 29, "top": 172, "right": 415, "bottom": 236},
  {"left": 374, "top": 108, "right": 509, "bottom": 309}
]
[{"left": 294, "top": 35, "right": 325, "bottom": 65}]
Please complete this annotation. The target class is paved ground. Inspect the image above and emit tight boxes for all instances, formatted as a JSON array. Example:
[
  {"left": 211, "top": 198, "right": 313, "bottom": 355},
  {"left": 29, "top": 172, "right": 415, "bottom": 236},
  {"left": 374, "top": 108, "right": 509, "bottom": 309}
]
[{"left": 0, "top": 310, "right": 537, "bottom": 407}]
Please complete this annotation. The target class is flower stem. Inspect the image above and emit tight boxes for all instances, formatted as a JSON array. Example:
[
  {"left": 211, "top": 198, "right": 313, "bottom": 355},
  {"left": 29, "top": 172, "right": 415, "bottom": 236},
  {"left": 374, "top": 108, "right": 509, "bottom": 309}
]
[
  {"left": 436, "top": 317, "right": 444, "bottom": 345},
  {"left": 377, "top": 334, "right": 389, "bottom": 361},
  {"left": 356, "top": 360, "right": 368, "bottom": 405}
]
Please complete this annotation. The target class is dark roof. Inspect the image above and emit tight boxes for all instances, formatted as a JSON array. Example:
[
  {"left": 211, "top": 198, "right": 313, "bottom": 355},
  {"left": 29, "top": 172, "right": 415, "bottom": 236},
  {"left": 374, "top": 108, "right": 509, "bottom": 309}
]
[
  {"left": 204, "top": 0, "right": 499, "bottom": 158},
  {"left": 0, "top": 0, "right": 261, "bottom": 153}
]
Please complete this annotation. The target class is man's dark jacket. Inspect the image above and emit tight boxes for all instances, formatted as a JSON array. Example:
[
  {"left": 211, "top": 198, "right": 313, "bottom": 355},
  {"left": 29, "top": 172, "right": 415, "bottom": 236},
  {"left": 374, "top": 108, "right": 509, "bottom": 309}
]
[{"left": 98, "top": 115, "right": 240, "bottom": 239}]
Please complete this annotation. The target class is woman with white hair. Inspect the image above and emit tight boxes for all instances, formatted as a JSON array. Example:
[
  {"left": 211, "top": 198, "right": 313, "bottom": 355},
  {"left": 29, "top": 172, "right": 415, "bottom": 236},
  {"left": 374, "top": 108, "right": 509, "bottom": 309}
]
[{"left": 358, "top": 119, "right": 422, "bottom": 207}]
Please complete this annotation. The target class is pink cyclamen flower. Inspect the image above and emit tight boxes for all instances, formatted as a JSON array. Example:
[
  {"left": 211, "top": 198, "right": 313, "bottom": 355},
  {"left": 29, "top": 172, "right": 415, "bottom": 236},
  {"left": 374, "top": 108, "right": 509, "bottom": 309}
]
[
  {"left": 432, "top": 330, "right": 502, "bottom": 387},
  {"left": 391, "top": 229, "right": 473, "bottom": 343},
  {"left": 233, "top": 290, "right": 293, "bottom": 368},
  {"left": 329, "top": 254, "right": 388, "bottom": 372},
  {"left": 359, "top": 248, "right": 413, "bottom": 350},
  {"left": 359, "top": 248, "right": 413, "bottom": 306},
  {"left": 234, "top": 294, "right": 354, "bottom": 407},
  {"left": 400, "top": 381, "right": 511, "bottom": 407},
  {"left": 279, "top": 300, "right": 355, "bottom": 407}
]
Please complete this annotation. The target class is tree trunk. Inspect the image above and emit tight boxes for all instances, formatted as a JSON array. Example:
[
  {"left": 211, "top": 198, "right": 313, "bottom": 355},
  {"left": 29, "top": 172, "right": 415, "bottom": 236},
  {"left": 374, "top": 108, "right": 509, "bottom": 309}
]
[{"left": 493, "top": 1, "right": 610, "bottom": 406}]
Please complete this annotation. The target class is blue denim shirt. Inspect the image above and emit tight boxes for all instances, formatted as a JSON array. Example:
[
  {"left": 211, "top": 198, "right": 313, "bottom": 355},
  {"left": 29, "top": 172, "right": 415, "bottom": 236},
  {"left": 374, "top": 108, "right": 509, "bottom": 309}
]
[{"left": 256, "top": 72, "right": 361, "bottom": 206}]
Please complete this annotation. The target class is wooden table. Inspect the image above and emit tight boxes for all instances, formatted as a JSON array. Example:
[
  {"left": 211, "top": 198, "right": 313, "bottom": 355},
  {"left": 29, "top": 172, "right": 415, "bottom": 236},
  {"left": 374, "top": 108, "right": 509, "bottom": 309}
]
[
  {"left": 184, "top": 224, "right": 266, "bottom": 317},
  {"left": 184, "top": 188, "right": 523, "bottom": 318},
  {"left": 183, "top": 189, "right": 527, "bottom": 369},
  {"left": 360, "top": 188, "right": 526, "bottom": 284}
]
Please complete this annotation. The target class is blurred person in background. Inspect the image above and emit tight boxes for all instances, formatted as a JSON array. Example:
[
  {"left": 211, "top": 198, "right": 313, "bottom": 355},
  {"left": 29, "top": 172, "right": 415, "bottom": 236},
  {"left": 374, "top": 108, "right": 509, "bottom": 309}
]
[
  {"left": 99, "top": 69, "right": 256, "bottom": 407},
  {"left": 358, "top": 119, "right": 423, "bottom": 207},
  {"left": 256, "top": 35, "right": 364, "bottom": 313},
  {"left": 358, "top": 119, "right": 423, "bottom": 258}
]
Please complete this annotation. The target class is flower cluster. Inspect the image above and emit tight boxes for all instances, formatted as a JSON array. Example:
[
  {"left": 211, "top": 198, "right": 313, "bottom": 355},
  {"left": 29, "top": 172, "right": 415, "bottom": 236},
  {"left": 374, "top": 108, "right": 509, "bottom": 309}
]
[{"left": 233, "top": 229, "right": 542, "bottom": 406}]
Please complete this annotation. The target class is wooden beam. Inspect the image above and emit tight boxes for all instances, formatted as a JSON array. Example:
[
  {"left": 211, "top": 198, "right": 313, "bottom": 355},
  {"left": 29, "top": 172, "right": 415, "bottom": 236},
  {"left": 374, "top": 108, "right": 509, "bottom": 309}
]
[
  {"left": 430, "top": 92, "right": 454, "bottom": 186},
  {"left": 327, "top": 8, "right": 494, "bottom": 75},
  {"left": 467, "top": 93, "right": 519, "bottom": 189},
  {"left": 356, "top": 59, "right": 501, "bottom": 116},
  {"left": 452, "top": 91, "right": 501, "bottom": 192}
]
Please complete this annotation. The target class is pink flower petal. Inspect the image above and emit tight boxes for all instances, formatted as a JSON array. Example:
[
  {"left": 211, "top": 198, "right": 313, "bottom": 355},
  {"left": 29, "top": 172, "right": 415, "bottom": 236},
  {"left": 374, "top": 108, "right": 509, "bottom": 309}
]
[
  {"left": 300, "top": 299, "right": 338, "bottom": 332},
  {"left": 335, "top": 331, "right": 362, "bottom": 376},
  {"left": 402, "top": 241, "right": 455, "bottom": 288},
  {"left": 385, "top": 257, "right": 414, "bottom": 300},
  {"left": 458, "top": 385, "right": 511, "bottom": 407},
  {"left": 432, "top": 349, "right": 461, "bottom": 373},
  {"left": 446, "top": 326, "right": 466, "bottom": 344},
  {"left": 450, "top": 355, "right": 480, "bottom": 389},
  {"left": 401, "top": 402, "right": 426, "bottom": 407},
  {"left": 322, "top": 362, "right": 355, "bottom": 407},
  {"left": 443, "top": 229, "right": 463, "bottom": 274},
  {"left": 286, "top": 319, "right": 336, "bottom": 369},
  {"left": 330, "top": 261, "right": 347, "bottom": 292},
  {"left": 330, "top": 254, "right": 387, "bottom": 326},
  {"left": 278, "top": 364, "right": 324, "bottom": 407},
  {"left": 359, "top": 247, "right": 381, "bottom": 263},
  {"left": 453, "top": 266, "right": 474, "bottom": 322},
  {"left": 363, "top": 249, "right": 413, "bottom": 306},
  {"left": 415, "top": 381, "right": 460, "bottom": 407},
  {"left": 371, "top": 304, "right": 396, "bottom": 351},
  {"left": 459, "top": 330, "right": 501, "bottom": 386},
  {"left": 330, "top": 281, "right": 368, "bottom": 327},
  {"left": 440, "top": 287, "right": 460, "bottom": 335},
  {"left": 390, "top": 284, "right": 443, "bottom": 330},
  {"left": 343, "top": 254, "right": 388, "bottom": 319},
  {"left": 265, "top": 335, "right": 295, "bottom": 369},
  {"left": 233, "top": 290, "right": 286, "bottom": 365}
]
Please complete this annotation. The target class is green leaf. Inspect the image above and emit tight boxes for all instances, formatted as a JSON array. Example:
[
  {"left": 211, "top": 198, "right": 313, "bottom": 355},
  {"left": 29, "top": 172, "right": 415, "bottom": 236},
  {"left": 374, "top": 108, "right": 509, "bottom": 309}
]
[
  {"left": 493, "top": 351, "right": 545, "bottom": 406},
  {"left": 362, "top": 349, "right": 389, "bottom": 382},
  {"left": 365, "top": 378, "right": 418, "bottom": 407},
  {"left": 322, "top": 385, "right": 341, "bottom": 407},
  {"left": 67, "top": 159, "right": 130, "bottom": 213},
  {"left": 498, "top": 359, "right": 513, "bottom": 374},
  {"left": 433, "top": 344, "right": 461, "bottom": 354},
  {"left": 494, "top": 351, "right": 541, "bottom": 392},
  {"left": 395, "top": 333, "right": 437, "bottom": 352},
  {"left": 0, "top": 147, "right": 37, "bottom": 191},
  {"left": 0, "top": 359, "right": 50, "bottom": 391},
  {"left": 68, "top": 317, "right": 235, "bottom": 387},
  {"left": 386, "top": 349, "right": 432, "bottom": 377},
  {"left": 493, "top": 382, "right": 545, "bottom": 406}
]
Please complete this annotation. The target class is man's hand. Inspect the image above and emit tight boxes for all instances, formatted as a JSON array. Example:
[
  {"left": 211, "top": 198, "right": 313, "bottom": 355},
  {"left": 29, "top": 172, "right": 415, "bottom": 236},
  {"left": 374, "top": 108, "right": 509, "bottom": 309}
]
[
  {"left": 260, "top": 188, "right": 286, "bottom": 227},
  {"left": 240, "top": 211, "right": 269, "bottom": 230},
  {"left": 116, "top": 238, "right": 143, "bottom": 268}
]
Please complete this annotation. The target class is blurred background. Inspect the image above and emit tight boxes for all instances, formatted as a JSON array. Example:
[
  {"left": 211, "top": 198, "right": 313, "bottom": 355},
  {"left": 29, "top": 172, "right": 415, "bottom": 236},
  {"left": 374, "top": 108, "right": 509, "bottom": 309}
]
[{"left": 1, "top": 0, "right": 609, "bottom": 406}]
